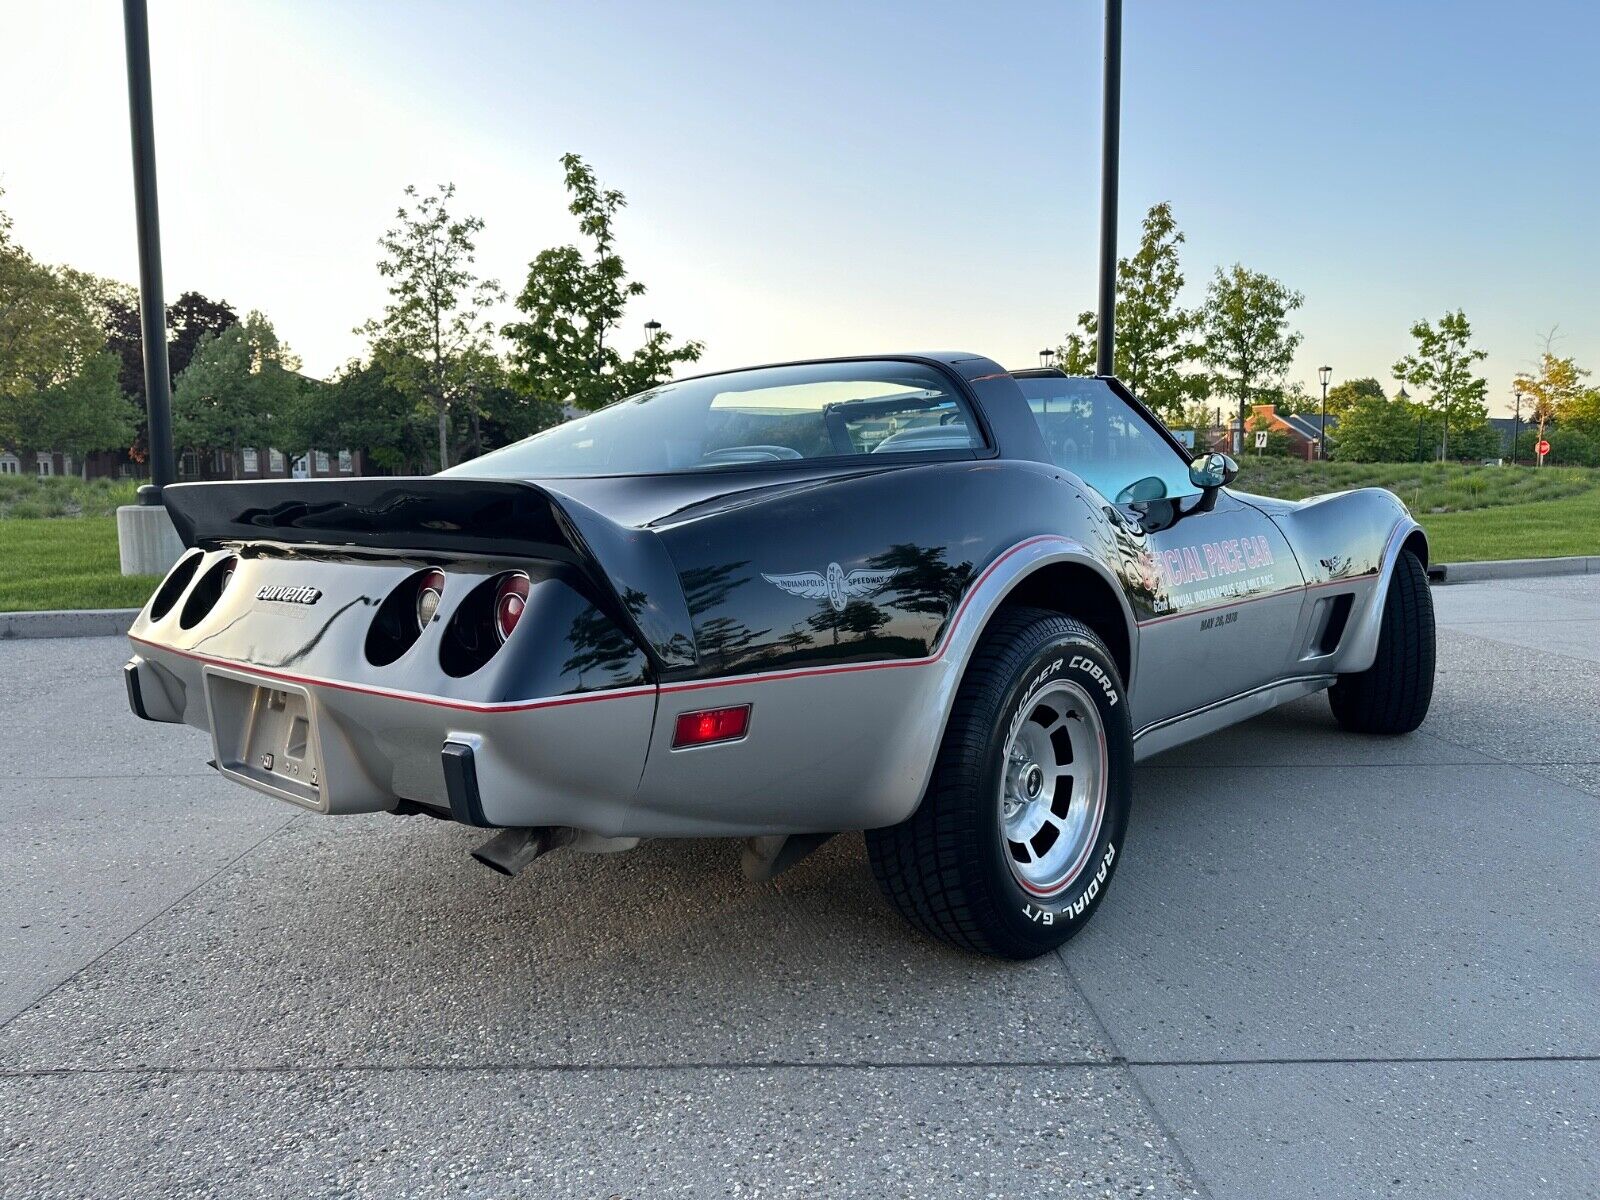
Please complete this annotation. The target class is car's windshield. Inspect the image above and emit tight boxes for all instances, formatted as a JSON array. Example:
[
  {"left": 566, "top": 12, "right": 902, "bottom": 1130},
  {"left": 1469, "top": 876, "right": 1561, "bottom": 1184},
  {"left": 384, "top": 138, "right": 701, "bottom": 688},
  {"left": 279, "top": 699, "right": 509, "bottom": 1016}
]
[{"left": 447, "top": 360, "right": 982, "bottom": 479}]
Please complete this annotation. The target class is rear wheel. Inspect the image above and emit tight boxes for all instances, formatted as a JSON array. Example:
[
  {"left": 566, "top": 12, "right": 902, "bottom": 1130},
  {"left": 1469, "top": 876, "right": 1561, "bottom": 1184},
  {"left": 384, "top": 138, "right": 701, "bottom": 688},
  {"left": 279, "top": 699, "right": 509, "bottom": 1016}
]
[
  {"left": 866, "top": 608, "right": 1132, "bottom": 959},
  {"left": 1329, "top": 548, "right": 1435, "bottom": 734}
]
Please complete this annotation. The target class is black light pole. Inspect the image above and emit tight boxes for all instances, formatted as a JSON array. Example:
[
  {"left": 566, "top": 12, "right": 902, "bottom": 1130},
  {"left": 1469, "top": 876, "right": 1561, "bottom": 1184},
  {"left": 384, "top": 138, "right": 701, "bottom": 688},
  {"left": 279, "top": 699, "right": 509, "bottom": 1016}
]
[
  {"left": 1512, "top": 388, "right": 1523, "bottom": 466},
  {"left": 1095, "top": 0, "right": 1122, "bottom": 378},
  {"left": 122, "top": 0, "right": 174, "bottom": 503},
  {"left": 1400, "top": 384, "right": 1420, "bottom": 463},
  {"left": 1317, "top": 364, "right": 1332, "bottom": 459},
  {"left": 643, "top": 319, "right": 662, "bottom": 385}
]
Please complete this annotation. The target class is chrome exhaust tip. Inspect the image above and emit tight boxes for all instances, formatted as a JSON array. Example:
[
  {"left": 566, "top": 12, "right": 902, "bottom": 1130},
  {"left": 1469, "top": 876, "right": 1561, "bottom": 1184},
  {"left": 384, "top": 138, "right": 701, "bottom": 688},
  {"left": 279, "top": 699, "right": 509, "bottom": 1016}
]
[{"left": 471, "top": 827, "right": 565, "bottom": 877}]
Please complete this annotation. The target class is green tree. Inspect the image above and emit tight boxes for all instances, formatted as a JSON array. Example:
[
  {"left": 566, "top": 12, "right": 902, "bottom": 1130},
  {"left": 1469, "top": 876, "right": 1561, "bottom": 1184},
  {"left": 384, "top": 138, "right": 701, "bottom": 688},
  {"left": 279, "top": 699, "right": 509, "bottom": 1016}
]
[
  {"left": 360, "top": 183, "right": 503, "bottom": 470},
  {"left": 1392, "top": 309, "right": 1488, "bottom": 462},
  {"left": 1053, "top": 203, "right": 1202, "bottom": 417},
  {"left": 38, "top": 351, "right": 137, "bottom": 474},
  {"left": 0, "top": 199, "right": 104, "bottom": 408},
  {"left": 1331, "top": 394, "right": 1426, "bottom": 462},
  {"left": 1324, "top": 377, "right": 1385, "bottom": 419},
  {"left": 1513, "top": 340, "right": 1590, "bottom": 442},
  {"left": 173, "top": 312, "right": 302, "bottom": 477},
  {"left": 1198, "top": 264, "right": 1304, "bottom": 448},
  {"left": 504, "top": 154, "right": 703, "bottom": 414},
  {"left": 285, "top": 358, "right": 428, "bottom": 474}
]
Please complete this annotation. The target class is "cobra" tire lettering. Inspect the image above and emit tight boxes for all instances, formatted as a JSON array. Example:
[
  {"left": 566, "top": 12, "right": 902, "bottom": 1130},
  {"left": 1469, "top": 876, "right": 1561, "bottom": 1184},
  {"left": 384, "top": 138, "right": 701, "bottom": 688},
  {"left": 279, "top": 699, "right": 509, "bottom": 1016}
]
[{"left": 1068, "top": 655, "right": 1119, "bottom": 707}]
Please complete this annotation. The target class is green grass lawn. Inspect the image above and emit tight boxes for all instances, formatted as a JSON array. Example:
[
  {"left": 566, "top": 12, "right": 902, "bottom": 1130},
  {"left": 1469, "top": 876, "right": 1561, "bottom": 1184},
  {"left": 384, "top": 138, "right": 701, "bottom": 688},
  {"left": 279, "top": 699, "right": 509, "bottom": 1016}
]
[
  {"left": 1, "top": 465, "right": 1598, "bottom": 612},
  {"left": 0, "top": 517, "right": 160, "bottom": 612},
  {"left": 1418, "top": 485, "right": 1600, "bottom": 562}
]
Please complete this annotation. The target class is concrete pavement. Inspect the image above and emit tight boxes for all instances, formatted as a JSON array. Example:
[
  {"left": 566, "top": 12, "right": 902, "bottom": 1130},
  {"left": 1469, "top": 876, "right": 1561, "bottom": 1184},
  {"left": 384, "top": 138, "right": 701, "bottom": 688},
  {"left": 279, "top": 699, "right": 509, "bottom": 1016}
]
[{"left": 2, "top": 577, "right": 1596, "bottom": 1197}]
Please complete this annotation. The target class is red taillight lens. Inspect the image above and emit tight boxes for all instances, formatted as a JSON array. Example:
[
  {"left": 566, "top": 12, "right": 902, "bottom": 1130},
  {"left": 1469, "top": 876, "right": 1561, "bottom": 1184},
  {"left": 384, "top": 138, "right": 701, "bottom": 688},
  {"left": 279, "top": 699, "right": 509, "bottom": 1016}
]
[
  {"left": 494, "top": 572, "right": 530, "bottom": 643},
  {"left": 672, "top": 704, "right": 751, "bottom": 748},
  {"left": 416, "top": 569, "right": 446, "bottom": 631}
]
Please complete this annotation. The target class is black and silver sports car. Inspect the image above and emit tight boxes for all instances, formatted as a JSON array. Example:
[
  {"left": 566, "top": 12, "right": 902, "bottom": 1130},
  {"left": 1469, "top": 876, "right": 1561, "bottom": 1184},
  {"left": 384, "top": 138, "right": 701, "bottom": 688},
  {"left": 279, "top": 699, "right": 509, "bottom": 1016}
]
[{"left": 125, "top": 353, "right": 1436, "bottom": 958}]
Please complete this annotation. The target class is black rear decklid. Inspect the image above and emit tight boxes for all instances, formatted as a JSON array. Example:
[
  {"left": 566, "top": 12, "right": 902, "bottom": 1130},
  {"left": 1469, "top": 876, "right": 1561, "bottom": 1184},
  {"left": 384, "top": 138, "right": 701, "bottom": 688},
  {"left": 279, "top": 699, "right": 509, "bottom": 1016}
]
[{"left": 161, "top": 477, "right": 695, "bottom": 671}]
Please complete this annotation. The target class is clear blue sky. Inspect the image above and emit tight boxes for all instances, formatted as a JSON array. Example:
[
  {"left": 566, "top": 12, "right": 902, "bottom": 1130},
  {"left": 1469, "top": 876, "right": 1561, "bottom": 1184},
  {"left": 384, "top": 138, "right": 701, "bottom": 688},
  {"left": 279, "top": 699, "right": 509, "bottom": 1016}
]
[{"left": 3, "top": 1, "right": 1595, "bottom": 414}]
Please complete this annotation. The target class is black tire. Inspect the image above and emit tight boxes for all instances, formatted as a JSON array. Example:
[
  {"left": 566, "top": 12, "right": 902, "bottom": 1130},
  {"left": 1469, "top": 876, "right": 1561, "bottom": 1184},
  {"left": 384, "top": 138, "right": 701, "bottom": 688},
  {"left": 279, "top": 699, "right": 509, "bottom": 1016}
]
[
  {"left": 1328, "top": 548, "right": 1435, "bottom": 734},
  {"left": 865, "top": 608, "right": 1133, "bottom": 959}
]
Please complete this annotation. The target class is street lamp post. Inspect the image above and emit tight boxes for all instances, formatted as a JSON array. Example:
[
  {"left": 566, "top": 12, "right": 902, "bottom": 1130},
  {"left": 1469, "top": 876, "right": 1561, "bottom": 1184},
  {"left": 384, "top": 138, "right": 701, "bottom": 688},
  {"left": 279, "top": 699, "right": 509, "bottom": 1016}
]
[
  {"left": 1317, "top": 365, "right": 1332, "bottom": 460},
  {"left": 1039, "top": 348, "right": 1056, "bottom": 369},
  {"left": 1095, "top": 0, "right": 1122, "bottom": 378},
  {"left": 122, "top": 0, "right": 173, "bottom": 501},
  {"left": 1400, "top": 384, "right": 1421, "bottom": 463},
  {"left": 113, "top": 0, "right": 185, "bottom": 577},
  {"left": 1512, "top": 388, "right": 1523, "bottom": 466},
  {"left": 643, "top": 319, "right": 663, "bottom": 386}
]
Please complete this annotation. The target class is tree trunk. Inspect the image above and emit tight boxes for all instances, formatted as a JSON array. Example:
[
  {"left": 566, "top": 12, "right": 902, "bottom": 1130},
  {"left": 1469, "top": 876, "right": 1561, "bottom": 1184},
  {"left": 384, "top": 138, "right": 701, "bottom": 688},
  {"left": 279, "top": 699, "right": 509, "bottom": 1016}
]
[{"left": 437, "top": 402, "right": 450, "bottom": 471}]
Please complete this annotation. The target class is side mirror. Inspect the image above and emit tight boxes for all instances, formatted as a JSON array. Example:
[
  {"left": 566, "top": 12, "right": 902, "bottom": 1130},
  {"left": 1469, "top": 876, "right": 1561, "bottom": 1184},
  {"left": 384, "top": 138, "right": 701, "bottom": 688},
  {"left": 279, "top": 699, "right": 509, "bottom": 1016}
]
[{"left": 1189, "top": 452, "right": 1238, "bottom": 491}]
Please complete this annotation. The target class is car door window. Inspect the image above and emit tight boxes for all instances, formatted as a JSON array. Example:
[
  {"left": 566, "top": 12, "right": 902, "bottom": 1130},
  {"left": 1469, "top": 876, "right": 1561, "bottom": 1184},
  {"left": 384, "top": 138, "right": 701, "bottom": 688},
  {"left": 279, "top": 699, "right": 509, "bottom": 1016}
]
[{"left": 1014, "top": 377, "right": 1195, "bottom": 503}]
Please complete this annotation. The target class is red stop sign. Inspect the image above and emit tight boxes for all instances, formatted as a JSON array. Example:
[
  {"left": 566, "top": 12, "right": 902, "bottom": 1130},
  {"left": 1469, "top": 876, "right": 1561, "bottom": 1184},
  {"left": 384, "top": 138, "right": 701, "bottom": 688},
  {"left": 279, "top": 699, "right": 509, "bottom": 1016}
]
[{"left": 1536, "top": 439, "right": 1551, "bottom": 457}]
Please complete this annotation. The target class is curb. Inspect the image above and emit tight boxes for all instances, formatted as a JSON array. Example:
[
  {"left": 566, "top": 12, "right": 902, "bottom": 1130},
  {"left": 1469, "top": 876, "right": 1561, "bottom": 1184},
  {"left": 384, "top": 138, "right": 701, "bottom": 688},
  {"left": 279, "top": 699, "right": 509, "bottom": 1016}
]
[
  {"left": 0, "top": 609, "right": 139, "bottom": 640},
  {"left": 1432, "top": 555, "right": 1600, "bottom": 585}
]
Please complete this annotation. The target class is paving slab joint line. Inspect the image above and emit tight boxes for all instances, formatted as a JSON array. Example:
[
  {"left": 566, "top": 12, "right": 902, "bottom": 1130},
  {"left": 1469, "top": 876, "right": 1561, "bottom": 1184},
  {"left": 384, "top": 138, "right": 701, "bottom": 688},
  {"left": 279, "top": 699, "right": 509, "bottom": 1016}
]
[
  {"left": 4, "top": 1052, "right": 1597, "bottom": 1082},
  {"left": 1056, "top": 948, "right": 1217, "bottom": 1200},
  {"left": 0, "top": 813, "right": 299, "bottom": 1034}
]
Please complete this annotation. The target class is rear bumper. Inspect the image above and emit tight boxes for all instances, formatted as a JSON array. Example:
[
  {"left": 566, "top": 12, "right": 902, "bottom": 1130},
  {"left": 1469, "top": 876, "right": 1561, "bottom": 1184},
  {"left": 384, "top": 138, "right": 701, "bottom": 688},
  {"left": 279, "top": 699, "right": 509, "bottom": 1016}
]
[
  {"left": 124, "top": 647, "right": 655, "bottom": 831},
  {"left": 126, "top": 637, "right": 954, "bottom": 837}
]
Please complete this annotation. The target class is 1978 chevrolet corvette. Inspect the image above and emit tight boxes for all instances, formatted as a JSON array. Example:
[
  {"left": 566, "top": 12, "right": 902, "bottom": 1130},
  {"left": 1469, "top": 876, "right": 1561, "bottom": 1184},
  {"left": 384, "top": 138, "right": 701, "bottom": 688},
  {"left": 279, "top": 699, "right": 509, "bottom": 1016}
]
[{"left": 125, "top": 354, "right": 1436, "bottom": 958}]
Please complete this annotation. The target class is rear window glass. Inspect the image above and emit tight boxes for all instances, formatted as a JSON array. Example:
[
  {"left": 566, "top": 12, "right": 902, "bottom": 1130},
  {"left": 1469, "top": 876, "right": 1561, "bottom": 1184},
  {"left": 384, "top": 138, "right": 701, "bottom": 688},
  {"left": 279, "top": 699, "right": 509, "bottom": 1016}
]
[{"left": 446, "top": 360, "right": 982, "bottom": 478}]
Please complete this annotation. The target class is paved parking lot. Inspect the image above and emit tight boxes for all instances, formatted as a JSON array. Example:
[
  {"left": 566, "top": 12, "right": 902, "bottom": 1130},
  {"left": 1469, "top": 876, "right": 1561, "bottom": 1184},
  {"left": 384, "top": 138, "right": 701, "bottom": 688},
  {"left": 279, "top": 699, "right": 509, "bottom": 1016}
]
[{"left": 2, "top": 575, "right": 1596, "bottom": 1198}]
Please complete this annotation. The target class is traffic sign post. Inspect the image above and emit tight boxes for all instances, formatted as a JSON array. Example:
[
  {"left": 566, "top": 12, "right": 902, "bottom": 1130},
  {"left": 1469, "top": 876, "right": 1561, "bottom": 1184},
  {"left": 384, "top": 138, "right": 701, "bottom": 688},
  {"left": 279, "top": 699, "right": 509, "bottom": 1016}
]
[
  {"left": 1536, "top": 438, "right": 1550, "bottom": 467},
  {"left": 1254, "top": 430, "right": 1268, "bottom": 454}
]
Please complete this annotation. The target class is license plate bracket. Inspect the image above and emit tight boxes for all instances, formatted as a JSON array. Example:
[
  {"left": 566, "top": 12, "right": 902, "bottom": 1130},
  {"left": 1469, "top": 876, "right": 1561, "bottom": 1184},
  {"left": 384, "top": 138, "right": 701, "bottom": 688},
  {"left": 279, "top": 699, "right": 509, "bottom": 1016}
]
[{"left": 204, "top": 667, "right": 326, "bottom": 810}]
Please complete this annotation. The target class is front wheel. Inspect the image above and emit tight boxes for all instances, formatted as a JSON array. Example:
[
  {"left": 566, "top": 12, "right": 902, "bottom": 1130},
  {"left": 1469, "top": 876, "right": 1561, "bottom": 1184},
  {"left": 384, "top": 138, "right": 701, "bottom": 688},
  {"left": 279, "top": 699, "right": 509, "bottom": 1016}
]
[
  {"left": 1328, "top": 548, "right": 1436, "bottom": 734},
  {"left": 866, "top": 608, "right": 1132, "bottom": 959}
]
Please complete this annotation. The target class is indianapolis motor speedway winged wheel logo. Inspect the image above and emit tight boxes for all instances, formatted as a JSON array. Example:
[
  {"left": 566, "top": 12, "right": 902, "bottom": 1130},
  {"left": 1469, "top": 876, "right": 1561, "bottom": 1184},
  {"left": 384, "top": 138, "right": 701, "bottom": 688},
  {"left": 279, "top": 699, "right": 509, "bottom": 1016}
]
[{"left": 761, "top": 562, "right": 897, "bottom": 612}]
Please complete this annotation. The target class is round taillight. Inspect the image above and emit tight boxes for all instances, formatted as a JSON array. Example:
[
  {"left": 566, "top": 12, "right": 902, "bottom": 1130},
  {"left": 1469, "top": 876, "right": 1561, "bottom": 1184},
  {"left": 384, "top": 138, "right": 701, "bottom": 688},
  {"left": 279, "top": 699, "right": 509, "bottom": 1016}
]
[
  {"left": 416, "top": 569, "right": 446, "bottom": 631},
  {"left": 494, "top": 573, "right": 530, "bottom": 643}
]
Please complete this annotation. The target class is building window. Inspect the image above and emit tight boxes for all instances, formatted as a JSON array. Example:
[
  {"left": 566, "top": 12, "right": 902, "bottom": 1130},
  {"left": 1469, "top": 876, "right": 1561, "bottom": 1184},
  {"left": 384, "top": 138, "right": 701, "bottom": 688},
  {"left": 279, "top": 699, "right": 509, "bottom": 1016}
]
[
  {"left": 314, "top": 451, "right": 331, "bottom": 474},
  {"left": 242, "top": 448, "right": 259, "bottom": 473},
  {"left": 37, "top": 455, "right": 54, "bottom": 477},
  {"left": 61, "top": 455, "right": 74, "bottom": 476},
  {"left": 338, "top": 450, "right": 353, "bottom": 474},
  {"left": 269, "top": 449, "right": 285, "bottom": 473},
  {"left": 181, "top": 451, "right": 198, "bottom": 477},
  {"left": 0, "top": 455, "right": 19, "bottom": 475}
]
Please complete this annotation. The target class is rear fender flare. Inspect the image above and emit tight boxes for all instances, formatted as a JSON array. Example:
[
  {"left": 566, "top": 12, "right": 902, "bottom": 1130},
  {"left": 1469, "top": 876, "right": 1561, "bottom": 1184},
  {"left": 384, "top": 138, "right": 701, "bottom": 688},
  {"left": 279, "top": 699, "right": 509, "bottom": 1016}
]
[{"left": 897, "top": 537, "right": 1138, "bottom": 821}]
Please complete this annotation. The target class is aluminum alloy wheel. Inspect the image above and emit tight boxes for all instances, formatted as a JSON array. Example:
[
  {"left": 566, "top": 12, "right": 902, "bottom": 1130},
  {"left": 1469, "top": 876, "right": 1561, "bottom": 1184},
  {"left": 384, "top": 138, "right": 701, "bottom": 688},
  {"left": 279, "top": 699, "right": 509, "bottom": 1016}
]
[{"left": 998, "top": 679, "right": 1108, "bottom": 897}]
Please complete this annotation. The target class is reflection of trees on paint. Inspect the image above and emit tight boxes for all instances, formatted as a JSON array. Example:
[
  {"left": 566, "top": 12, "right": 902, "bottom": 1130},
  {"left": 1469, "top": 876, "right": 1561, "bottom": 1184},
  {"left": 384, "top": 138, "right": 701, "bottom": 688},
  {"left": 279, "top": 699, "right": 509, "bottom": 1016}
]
[
  {"left": 681, "top": 561, "right": 770, "bottom": 672},
  {"left": 561, "top": 605, "right": 646, "bottom": 685},
  {"left": 867, "top": 543, "right": 975, "bottom": 621},
  {"left": 806, "top": 598, "right": 889, "bottom": 646},
  {"left": 1106, "top": 515, "right": 1162, "bottom": 614},
  {"left": 619, "top": 583, "right": 695, "bottom": 663},
  {"left": 1319, "top": 554, "right": 1358, "bottom": 581}
]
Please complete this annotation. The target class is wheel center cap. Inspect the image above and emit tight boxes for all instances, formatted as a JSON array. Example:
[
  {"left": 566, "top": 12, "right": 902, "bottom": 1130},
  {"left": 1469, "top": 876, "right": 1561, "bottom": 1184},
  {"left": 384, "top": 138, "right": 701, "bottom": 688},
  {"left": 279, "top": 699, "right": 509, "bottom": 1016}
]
[{"left": 1023, "top": 764, "right": 1045, "bottom": 800}]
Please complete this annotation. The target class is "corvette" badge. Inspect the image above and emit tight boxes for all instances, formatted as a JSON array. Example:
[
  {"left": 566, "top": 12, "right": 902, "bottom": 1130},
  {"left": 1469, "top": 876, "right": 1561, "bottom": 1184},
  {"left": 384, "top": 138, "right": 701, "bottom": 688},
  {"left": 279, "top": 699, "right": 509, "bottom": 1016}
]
[{"left": 256, "top": 584, "right": 322, "bottom": 606}]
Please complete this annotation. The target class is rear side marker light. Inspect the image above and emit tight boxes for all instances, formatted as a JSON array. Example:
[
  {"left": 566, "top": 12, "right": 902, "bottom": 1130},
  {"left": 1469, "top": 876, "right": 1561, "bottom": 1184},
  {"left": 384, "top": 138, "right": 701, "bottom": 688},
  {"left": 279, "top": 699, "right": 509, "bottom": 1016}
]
[{"left": 673, "top": 704, "right": 751, "bottom": 748}]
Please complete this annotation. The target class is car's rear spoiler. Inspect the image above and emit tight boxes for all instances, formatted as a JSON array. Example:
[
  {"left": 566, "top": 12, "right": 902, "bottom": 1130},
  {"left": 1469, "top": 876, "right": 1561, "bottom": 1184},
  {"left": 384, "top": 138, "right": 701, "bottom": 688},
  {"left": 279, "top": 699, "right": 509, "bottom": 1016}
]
[{"left": 160, "top": 477, "right": 697, "bottom": 672}]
